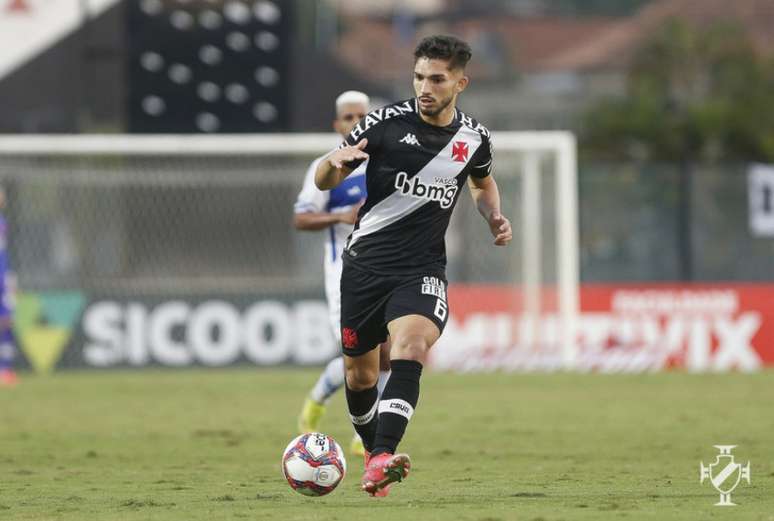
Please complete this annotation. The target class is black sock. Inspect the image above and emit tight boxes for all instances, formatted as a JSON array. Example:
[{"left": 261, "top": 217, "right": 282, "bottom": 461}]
[
  {"left": 372, "top": 359, "right": 422, "bottom": 456},
  {"left": 345, "top": 383, "right": 379, "bottom": 452}
]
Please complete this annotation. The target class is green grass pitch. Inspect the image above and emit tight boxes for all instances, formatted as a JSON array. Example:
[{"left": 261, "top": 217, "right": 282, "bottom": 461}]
[{"left": 2, "top": 369, "right": 773, "bottom": 520}]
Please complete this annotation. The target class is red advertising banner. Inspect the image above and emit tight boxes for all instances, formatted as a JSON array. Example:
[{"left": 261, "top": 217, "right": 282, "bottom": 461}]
[{"left": 429, "top": 284, "right": 774, "bottom": 372}]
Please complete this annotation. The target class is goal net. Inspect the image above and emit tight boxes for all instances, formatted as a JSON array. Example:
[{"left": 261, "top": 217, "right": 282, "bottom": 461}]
[{"left": 0, "top": 133, "right": 578, "bottom": 371}]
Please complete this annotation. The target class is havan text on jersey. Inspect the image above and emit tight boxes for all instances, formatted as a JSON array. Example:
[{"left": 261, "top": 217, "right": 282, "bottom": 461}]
[{"left": 349, "top": 100, "right": 416, "bottom": 139}]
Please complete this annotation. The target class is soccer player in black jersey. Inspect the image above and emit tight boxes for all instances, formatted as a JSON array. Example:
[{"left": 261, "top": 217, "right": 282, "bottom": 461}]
[{"left": 315, "top": 35, "right": 512, "bottom": 497}]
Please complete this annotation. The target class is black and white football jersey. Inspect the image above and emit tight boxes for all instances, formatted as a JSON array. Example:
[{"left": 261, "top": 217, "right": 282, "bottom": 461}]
[{"left": 340, "top": 98, "right": 493, "bottom": 275}]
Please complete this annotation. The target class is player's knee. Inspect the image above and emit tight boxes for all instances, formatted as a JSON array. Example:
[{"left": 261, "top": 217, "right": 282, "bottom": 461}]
[
  {"left": 390, "top": 335, "right": 429, "bottom": 363},
  {"left": 345, "top": 363, "right": 378, "bottom": 390},
  {"left": 378, "top": 342, "right": 392, "bottom": 371}
]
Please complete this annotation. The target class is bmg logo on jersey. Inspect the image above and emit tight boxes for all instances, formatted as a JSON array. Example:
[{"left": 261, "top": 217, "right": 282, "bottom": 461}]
[{"left": 395, "top": 171, "right": 457, "bottom": 209}]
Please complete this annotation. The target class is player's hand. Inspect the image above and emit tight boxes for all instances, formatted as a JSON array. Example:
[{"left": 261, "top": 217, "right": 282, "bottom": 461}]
[
  {"left": 488, "top": 211, "right": 512, "bottom": 246},
  {"left": 339, "top": 199, "right": 364, "bottom": 225},
  {"left": 328, "top": 139, "right": 369, "bottom": 169}
]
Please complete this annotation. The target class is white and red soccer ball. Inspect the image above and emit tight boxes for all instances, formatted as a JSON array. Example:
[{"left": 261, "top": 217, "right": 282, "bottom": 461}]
[{"left": 281, "top": 433, "right": 347, "bottom": 496}]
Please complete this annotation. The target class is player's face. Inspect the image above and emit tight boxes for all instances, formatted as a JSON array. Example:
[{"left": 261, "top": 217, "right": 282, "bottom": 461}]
[
  {"left": 413, "top": 57, "right": 468, "bottom": 118},
  {"left": 333, "top": 103, "right": 368, "bottom": 137}
]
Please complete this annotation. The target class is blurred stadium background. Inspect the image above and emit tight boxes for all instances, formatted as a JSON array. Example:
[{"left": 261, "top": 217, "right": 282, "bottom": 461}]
[
  {"left": 2, "top": 0, "right": 774, "bottom": 518},
  {"left": 1, "top": 0, "right": 773, "bottom": 374}
]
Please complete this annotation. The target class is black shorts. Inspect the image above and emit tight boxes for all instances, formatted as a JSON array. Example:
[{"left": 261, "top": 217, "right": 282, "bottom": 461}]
[{"left": 339, "top": 262, "right": 450, "bottom": 356}]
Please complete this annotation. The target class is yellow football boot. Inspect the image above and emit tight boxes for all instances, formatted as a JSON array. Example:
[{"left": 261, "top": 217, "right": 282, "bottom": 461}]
[
  {"left": 297, "top": 397, "right": 326, "bottom": 433},
  {"left": 350, "top": 433, "right": 365, "bottom": 457}
]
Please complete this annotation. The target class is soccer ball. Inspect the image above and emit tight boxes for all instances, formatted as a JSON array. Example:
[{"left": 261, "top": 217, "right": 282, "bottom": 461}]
[{"left": 281, "top": 432, "right": 347, "bottom": 496}]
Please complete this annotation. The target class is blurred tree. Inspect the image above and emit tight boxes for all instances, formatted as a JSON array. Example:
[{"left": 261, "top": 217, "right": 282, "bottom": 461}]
[
  {"left": 582, "top": 18, "right": 774, "bottom": 280},
  {"left": 583, "top": 18, "right": 774, "bottom": 162},
  {"left": 547, "top": 0, "right": 652, "bottom": 16},
  {"left": 449, "top": 0, "right": 651, "bottom": 17}
]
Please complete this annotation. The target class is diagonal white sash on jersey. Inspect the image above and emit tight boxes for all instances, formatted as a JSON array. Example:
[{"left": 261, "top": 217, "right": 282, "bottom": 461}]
[{"left": 348, "top": 126, "right": 482, "bottom": 249}]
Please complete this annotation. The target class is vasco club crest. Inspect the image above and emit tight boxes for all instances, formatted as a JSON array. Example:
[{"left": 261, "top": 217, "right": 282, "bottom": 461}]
[
  {"left": 700, "top": 445, "right": 751, "bottom": 506},
  {"left": 451, "top": 141, "right": 468, "bottom": 162}
]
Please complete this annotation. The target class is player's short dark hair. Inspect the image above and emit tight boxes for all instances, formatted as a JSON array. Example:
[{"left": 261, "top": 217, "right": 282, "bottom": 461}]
[{"left": 413, "top": 35, "right": 472, "bottom": 71}]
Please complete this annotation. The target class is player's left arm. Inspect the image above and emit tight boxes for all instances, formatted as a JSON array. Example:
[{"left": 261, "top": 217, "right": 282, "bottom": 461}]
[
  {"left": 468, "top": 175, "right": 512, "bottom": 246},
  {"left": 467, "top": 133, "right": 511, "bottom": 246}
]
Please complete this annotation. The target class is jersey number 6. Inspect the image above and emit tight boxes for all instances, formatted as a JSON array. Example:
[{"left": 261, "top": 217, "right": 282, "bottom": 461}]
[{"left": 433, "top": 298, "right": 448, "bottom": 322}]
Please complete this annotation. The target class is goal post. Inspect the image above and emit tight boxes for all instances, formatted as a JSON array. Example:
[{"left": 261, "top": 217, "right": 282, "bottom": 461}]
[
  {"left": 0, "top": 132, "right": 579, "bottom": 370},
  {"left": 494, "top": 132, "right": 579, "bottom": 369}
]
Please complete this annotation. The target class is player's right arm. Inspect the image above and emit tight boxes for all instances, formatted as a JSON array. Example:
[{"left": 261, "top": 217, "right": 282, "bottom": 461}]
[
  {"left": 296, "top": 156, "right": 362, "bottom": 230},
  {"left": 317, "top": 107, "right": 386, "bottom": 189},
  {"left": 314, "top": 139, "right": 369, "bottom": 190}
]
